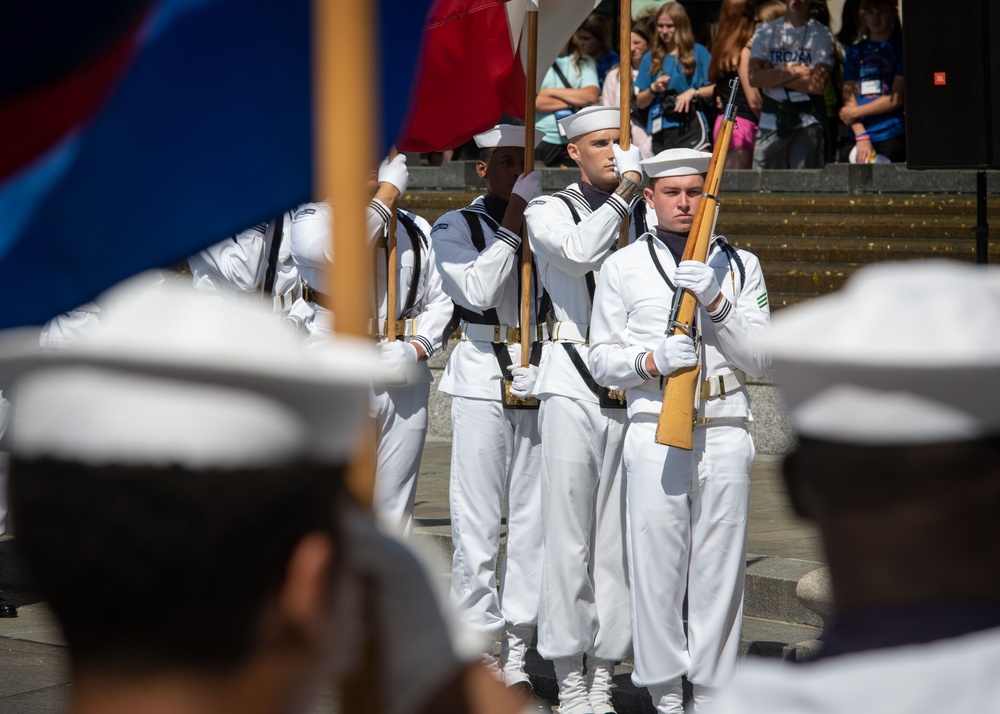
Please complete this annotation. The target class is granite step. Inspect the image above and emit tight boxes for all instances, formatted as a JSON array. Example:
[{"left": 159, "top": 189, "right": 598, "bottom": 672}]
[
  {"left": 726, "top": 234, "right": 992, "bottom": 263},
  {"left": 715, "top": 212, "right": 980, "bottom": 240},
  {"left": 717, "top": 193, "right": 1000, "bottom": 217}
]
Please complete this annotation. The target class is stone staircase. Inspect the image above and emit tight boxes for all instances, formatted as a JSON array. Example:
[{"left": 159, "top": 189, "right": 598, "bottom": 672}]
[
  {"left": 714, "top": 194, "right": 1000, "bottom": 309},
  {"left": 407, "top": 162, "right": 1000, "bottom": 306}
]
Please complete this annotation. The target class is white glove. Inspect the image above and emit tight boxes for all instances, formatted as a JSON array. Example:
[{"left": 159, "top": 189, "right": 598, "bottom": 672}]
[
  {"left": 613, "top": 144, "right": 642, "bottom": 178},
  {"left": 652, "top": 334, "right": 698, "bottom": 377},
  {"left": 508, "top": 364, "right": 539, "bottom": 399},
  {"left": 675, "top": 260, "right": 722, "bottom": 306},
  {"left": 381, "top": 340, "right": 418, "bottom": 373},
  {"left": 378, "top": 154, "right": 409, "bottom": 195},
  {"left": 511, "top": 170, "right": 543, "bottom": 202}
]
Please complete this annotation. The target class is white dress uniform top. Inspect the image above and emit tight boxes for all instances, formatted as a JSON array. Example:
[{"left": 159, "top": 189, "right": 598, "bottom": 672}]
[
  {"left": 706, "top": 627, "right": 1000, "bottom": 714},
  {"left": 290, "top": 199, "right": 453, "bottom": 534},
  {"left": 522, "top": 181, "right": 646, "bottom": 671},
  {"left": 432, "top": 149, "right": 549, "bottom": 685},
  {"left": 707, "top": 260, "right": 1000, "bottom": 714},
  {"left": 188, "top": 214, "right": 303, "bottom": 315},
  {"left": 588, "top": 148, "right": 771, "bottom": 714}
]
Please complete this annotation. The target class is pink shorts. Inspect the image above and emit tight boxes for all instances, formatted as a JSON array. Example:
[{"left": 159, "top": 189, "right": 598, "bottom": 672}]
[{"left": 714, "top": 114, "right": 758, "bottom": 151}]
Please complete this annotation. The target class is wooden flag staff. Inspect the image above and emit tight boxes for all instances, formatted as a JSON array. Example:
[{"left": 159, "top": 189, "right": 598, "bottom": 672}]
[
  {"left": 386, "top": 147, "right": 399, "bottom": 343},
  {"left": 521, "top": 4, "right": 538, "bottom": 368},
  {"left": 618, "top": 0, "right": 632, "bottom": 249}
]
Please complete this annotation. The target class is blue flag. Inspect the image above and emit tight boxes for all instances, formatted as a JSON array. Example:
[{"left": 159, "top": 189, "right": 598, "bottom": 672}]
[{"left": 0, "top": 0, "right": 432, "bottom": 330}]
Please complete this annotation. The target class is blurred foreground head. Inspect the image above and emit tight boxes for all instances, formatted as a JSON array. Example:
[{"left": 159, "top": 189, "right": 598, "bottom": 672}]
[
  {"left": 0, "top": 275, "right": 377, "bottom": 705},
  {"left": 766, "top": 260, "right": 1000, "bottom": 610}
]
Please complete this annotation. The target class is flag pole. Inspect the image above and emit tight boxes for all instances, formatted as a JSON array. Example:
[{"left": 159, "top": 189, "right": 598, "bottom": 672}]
[
  {"left": 618, "top": 0, "right": 632, "bottom": 249},
  {"left": 386, "top": 147, "right": 399, "bottom": 343},
  {"left": 314, "top": 0, "right": 378, "bottom": 515},
  {"left": 521, "top": 3, "right": 538, "bottom": 368}
]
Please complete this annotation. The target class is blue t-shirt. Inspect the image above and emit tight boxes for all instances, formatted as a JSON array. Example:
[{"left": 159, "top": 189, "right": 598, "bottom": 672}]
[
  {"left": 842, "top": 34, "right": 905, "bottom": 142},
  {"left": 536, "top": 55, "right": 600, "bottom": 145},
  {"left": 596, "top": 50, "right": 620, "bottom": 90},
  {"left": 635, "top": 44, "right": 711, "bottom": 132}
]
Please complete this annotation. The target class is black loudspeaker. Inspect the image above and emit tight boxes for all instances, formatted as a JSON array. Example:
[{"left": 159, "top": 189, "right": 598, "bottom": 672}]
[{"left": 903, "top": 0, "right": 1000, "bottom": 169}]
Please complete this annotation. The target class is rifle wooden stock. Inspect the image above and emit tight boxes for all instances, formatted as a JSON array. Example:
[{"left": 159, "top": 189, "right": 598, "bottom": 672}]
[{"left": 654, "top": 86, "right": 739, "bottom": 449}]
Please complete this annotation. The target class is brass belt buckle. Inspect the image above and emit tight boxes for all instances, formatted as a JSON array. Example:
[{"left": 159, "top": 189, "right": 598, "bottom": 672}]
[{"left": 501, "top": 378, "right": 540, "bottom": 409}]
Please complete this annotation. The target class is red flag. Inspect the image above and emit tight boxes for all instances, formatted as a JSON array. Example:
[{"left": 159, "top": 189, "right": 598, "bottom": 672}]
[{"left": 398, "top": 0, "right": 599, "bottom": 152}]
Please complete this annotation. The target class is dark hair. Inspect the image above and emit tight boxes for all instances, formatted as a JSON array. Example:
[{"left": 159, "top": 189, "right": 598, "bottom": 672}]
[
  {"left": 632, "top": 18, "right": 653, "bottom": 48},
  {"left": 784, "top": 435, "right": 1000, "bottom": 514},
  {"left": 10, "top": 457, "right": 345, "bottom": 674},
  {"left": 809, "top": 0, "right": 831, "bottom": 27},
  {"left": 577, "top": 12, "right": 612, "bottom": 56}
]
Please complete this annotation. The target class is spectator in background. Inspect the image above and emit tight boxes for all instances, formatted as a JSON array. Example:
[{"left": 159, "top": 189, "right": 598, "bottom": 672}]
[
  {"left": 576, "top": 13, "right": 620, "bottom": 91},
  {"left": 708, "top": 0, "right": 762, "bottom": 168},
  {"left": 748, "top": 0, "right": 834, "bottom": 169},
  {"left": 839, "top": 0, "right": 905, "bottom": 163},
  {"left": 535, "top": 37, "right": 600, "bottom": 168},
  {"left": 635, "top": 2, "right": 715, "bottom": 154},
  {"left": 602, "top": 20, "right": 656, "bottom": 158},
  {"left": 756, "top": 0, "right": 788, "bottom": 23},
  {"left": 809, "top": 0, "right": 842, "bottom": 163},
  {"left": 836, "top": 0, "right": 865, "bottom": 47}
]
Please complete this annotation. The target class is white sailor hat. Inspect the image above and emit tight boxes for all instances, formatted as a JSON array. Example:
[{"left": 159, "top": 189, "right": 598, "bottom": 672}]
[
  {"left": 641, "top": 148, "right": 712, "bottom": 178},
  {"left": 473, "top": 125, "right": 545, "bottom": 149},
  {"left": 765, "top": 260, "right": 1000, "bottom": 444},
  {"left": 556, "top": 106, "right": 620, "bottom": 141},
  {"left": 0, "top": 273, "right": 385, "bottom": 468}
]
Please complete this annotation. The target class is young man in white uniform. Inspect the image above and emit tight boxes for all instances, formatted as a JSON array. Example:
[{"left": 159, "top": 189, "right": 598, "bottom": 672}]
[
  {"left": 588, "top": 149, "right": 771, "bottom": 714},
  {"left": 708, "top": 261, "right": 1000, "bottom": 714},
  {"left": 431, "top": 125, "right": 548, "bottom": 700},
  {"left": 188, "top": 212, "right": 308, "bottom": 326},
  {"left": 522, "top": 106, "right": 645, "bottom": 714},
  {"left": 289, "top": 155, "right": 454, "bottom": 534}
]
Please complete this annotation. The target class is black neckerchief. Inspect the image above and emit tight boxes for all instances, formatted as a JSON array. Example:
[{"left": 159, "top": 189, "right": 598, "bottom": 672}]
[
  {"left": 580, "top": 181, "right": 613, "bottom": 212},
  {"left": 655, "top": 227, "right": 689, "bottom": 265},
  {"left": 483, "top": 195, "right": 509, "bottom": 226}
]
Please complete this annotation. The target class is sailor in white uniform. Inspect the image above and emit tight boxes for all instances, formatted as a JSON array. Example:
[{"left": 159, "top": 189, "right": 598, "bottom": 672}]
[
  {"left": 431, "top": 125, "right": 548, "bottom": 699},
  {"left": 188, "top": 213, "right": 309, "bottom": 326},
  {"left": 707, "top": 260, "right": 1000, "bottom": 714},
  {"left": 588, "top": 149, "right": 770, "bottom": 714},
  {"left": 711, "top": 260, "right": 1000, "bottom": 714},
  {"left": 289, "top": 154, "right": 454, "bottom": 535},
  {"left": 522, "top": 106, "right": 646, "bottom": 714}
]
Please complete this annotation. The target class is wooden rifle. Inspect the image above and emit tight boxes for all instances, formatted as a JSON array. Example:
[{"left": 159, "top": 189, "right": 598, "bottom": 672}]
[{"left": 654, "top": 78, "right": 741, "bottom": 449}]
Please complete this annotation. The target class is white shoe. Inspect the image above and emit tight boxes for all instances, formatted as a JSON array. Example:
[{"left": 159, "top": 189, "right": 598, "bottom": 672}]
[
  {"left": 586, "top": 657, "right": 615, "bottom": 713},
  {"left": 554, "top": 656, "right": 595, "bottom": 714},
  {"left": 648, "top": 679, "right": 684, "bottom": 714}
]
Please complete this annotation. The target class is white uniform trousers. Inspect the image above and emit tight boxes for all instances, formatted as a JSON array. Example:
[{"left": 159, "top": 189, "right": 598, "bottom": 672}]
[
  {"left": 372, "top": 382, "right": 430, "bottom": 536},
  {"left": 449, "top": 396, "right": 543, "bottom": 640},
  {"left": 624, "top": 416, "right": 753, "bottom": 693},
  {"left": 537, "top": 394, "right": 632, "bottom": 661}
]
